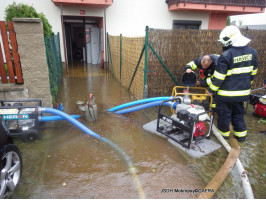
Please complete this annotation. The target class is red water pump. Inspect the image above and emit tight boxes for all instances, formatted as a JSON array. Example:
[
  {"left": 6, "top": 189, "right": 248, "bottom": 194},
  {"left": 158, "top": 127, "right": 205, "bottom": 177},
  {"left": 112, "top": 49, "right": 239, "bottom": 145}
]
[
  {"left": 249, "top": 92, "right": 266, "bottom": 117},
  {"left": 193, "top": 121, "right": 207, "bottom": 137},
  {"left": 248, "top": 86, "right": 266, "bottom": 118},
  {"left": 254, "top": 103, "right": 266, "bottom": 117}
]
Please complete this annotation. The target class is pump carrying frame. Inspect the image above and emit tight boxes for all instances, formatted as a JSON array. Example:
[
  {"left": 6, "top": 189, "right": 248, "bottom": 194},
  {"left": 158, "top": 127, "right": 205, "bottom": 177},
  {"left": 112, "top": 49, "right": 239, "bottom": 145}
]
[
  {"left": 156, "top": 86, "right": 214, "bottom": 149},
  {"left": 156, "top": 99, "right": 214, "bottom": 149}
]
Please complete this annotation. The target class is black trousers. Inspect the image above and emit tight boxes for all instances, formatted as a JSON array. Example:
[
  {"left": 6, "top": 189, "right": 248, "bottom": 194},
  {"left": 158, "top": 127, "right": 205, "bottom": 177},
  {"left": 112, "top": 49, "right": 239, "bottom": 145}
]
[{"left": 215, "top": 101, "right": 247, "bottom": 138}]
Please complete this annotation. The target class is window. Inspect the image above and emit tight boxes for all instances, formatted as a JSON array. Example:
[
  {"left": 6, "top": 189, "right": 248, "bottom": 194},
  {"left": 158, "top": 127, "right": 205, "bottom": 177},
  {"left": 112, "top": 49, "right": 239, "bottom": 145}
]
[{"left": 173, "top": 20, "right": 202, "bottom": 30}]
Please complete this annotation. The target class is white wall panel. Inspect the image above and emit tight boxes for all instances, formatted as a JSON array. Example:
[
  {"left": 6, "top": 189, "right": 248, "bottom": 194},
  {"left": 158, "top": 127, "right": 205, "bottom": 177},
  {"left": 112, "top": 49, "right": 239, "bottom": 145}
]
[{"left": 0, "top": 0, "right": 210, "bottom": 62}]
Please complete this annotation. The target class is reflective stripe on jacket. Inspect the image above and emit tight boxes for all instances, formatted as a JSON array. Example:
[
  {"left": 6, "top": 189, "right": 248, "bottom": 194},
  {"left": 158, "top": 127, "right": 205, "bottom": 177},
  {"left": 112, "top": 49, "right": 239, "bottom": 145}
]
[
  {"left": 185, "top": 54, "right": 220, "bottom": 87},
  {"left": 185, "top": 55, "right": 219, "bottom": 75},
  {"left": 207, "top": 46, "right": 258, "bottom": 102}
]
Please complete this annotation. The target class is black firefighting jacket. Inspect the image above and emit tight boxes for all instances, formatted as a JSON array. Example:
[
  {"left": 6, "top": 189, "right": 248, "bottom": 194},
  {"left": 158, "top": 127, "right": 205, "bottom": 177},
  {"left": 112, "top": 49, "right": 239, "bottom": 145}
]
[
  {"left": 185, "top": 54, "right": 219, "bottom": 87},
  {"left": 207, "top": 46, "right": 258, "bottom": 102}
]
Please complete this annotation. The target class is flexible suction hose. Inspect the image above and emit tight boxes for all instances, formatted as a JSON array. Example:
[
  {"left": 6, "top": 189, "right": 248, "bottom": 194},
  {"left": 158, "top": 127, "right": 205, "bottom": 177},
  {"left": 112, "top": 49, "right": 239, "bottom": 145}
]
[
  {"left": 108, "top": 96, "right": 172, "bottom": 112},
  {"left": 115, "top": 101, "right": 177, "bottom": 114},
  {"left": 40, "top": 115, "right": 81, "bottom": 122},
  {"left": 41, "top": 107, "right": 145, "bottom": 199},
  {"left": 212, "top": 125, "right": 254, "bottom": 199}
]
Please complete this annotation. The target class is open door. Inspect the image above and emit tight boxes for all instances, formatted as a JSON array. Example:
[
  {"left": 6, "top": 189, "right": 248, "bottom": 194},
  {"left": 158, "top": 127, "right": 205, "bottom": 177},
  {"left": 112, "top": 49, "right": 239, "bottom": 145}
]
[
  {"left": 90, "top": 27, "right": 101, "bottom": 65},
  {"left": 63, "top": 16, "right": 103, "bottom": 65}
]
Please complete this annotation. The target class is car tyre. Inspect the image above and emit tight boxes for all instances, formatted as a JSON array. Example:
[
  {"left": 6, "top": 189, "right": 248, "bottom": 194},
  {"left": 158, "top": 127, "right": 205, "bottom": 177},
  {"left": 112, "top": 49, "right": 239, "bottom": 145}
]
[{"left": 0, "top": 144, "right": 22, "bottom": 199}]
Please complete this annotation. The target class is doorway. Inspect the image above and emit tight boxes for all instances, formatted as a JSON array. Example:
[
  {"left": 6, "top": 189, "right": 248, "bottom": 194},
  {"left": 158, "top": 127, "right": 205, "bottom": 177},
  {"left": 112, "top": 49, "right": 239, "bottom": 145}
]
[{"left": 63, "top": 16, "right": 103, "bottom": 65}]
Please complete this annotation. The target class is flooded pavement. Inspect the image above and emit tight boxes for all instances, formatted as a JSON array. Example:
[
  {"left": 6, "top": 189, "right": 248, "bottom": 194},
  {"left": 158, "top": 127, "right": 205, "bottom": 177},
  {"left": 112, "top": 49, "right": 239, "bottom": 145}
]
[{"left": 13, "top": 62, "right": 265, "bottom": 199}]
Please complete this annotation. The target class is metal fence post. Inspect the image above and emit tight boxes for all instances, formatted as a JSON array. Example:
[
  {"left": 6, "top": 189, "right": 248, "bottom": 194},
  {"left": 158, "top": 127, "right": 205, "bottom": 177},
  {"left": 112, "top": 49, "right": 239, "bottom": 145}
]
[
  {"left": 120, "top": 34, "right": 122, "bottom": 81},
  {"left": 128, "top": 45, "right": 145, "bottom": 91},
  {"left": 57, "top": 32, "right": 63, "bottom": 74},
  {"left": 107, "top": 32, "right": 109, "bottom": 70},
  {"left": 143, "top": 26, "right": 149, "bottom": 98},
  {"left": 148, "top": 43, "right": 180, "bottom": 86},
  {"left": 107, "top": 33, "right": 114, "bottom": 75}
]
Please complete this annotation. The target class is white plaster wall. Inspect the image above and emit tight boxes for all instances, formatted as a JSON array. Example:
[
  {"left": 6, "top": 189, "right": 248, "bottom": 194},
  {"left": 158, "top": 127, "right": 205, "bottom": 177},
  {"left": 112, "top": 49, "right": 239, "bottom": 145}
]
[
  {"left": 0, "top": 0, "right": 106, "bottom": 62},
  {"left": 0, "top": 0, "right": 210, "bottom": 62},
  {"left": 62, "top": 6, "right": 104, "bottom": 17},
  {"left": 106, "top": 0, "right": 209, "bottom": 36}
]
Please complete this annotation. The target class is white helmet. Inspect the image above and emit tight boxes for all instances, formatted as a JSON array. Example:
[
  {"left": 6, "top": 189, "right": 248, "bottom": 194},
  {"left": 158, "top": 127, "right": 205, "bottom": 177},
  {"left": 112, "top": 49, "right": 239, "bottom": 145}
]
[{"left": 218, "top": 25, "right": 251, "bottom": 47}]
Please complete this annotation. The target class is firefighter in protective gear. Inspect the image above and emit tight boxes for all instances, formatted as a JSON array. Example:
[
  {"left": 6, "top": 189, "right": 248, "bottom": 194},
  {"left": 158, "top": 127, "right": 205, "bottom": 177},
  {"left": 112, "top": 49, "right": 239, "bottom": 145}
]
[
  {"left": 185, "top": 54, "right": 219, "bottom": 109},
  {"left": 207, "top": 26, "right": 258, "bottom": 142},
  {"left": 185, "top": 54, "right": 219, "bottom": 87}
]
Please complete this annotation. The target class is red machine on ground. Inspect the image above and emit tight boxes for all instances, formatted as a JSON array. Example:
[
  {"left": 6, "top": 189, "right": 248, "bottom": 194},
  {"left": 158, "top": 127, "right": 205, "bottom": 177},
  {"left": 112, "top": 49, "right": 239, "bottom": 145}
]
[{"left": 249, "top": 87, "right": 266, "bottom": 117}]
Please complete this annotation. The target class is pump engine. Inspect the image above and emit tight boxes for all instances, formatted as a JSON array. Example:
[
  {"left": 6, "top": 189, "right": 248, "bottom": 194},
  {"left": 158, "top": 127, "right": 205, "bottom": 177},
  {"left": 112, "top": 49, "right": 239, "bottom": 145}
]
[
  {"left": 254, "top": 96, "right": 266, "bottom": 117},
  {"left": 156, "top": 86, "right": 214, "bottom": 149},
  {"left": 0, "top": 99, "right": 42, "bottom": 141},
  {"left": 249, "top": 89, "right": 266, "bottom": 117}
]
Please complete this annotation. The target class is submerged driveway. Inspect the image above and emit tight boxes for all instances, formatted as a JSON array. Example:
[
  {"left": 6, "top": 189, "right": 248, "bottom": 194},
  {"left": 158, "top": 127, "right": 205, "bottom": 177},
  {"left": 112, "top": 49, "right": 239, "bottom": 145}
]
[{"left": 13, "top": 63, "right": 266, "bottom": 199}]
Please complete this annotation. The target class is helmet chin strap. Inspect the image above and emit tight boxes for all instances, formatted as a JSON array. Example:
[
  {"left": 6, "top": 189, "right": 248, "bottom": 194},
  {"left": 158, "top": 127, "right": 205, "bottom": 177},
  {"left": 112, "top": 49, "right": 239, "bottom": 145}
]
[{"left": 222, "top": 45, "right": 232, "bottom": 51}]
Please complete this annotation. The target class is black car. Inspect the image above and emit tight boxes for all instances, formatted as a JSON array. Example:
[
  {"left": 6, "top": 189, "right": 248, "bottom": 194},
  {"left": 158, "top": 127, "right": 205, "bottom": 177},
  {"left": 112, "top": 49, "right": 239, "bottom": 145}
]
[{"left": 0, "top": 116, "right": 22, "bottom": 198}]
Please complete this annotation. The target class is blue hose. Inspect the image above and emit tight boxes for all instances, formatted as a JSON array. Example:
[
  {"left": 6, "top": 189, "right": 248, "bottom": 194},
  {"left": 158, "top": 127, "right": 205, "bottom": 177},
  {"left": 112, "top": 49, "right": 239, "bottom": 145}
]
[
  {"left": 42, "top": 108, "right": 131, "bottom": 161},
  {"left": 108, "top": 96, "right": 172, "bottom": 112},
  {"left": 41, "top": 107, "right": 145, "bottom": 198},
  {"left": 40, "top": 115, "right": 80, "bottom": 122},
  {"left": 115, "top": 101, "right": 177, "bottom": 114}
]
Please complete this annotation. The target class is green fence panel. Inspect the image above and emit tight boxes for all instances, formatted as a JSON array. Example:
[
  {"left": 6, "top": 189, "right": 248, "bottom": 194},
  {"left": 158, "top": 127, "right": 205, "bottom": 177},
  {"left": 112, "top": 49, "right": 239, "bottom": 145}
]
[{"left": 44, "top": 32, "right": 63, "bottom": 103}]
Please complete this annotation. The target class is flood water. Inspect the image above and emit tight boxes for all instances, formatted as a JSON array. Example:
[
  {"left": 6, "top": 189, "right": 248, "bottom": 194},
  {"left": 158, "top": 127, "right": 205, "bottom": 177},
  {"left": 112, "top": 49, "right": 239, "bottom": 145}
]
[{"left": 13, "top": 62, "right": 265, "bottom": 199}]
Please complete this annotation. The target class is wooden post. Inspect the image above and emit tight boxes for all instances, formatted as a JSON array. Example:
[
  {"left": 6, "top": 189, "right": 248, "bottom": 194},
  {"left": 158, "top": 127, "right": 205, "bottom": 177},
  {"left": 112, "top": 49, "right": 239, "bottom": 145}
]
[
  {"left": 7, "top": 21, "right": 23, "bottom": 84},
  {"left": 0, "top": 21, "right": 15, "bottom": 83},
  {"left": 0, "top": 42, "right": 8, "bottom": 83}
]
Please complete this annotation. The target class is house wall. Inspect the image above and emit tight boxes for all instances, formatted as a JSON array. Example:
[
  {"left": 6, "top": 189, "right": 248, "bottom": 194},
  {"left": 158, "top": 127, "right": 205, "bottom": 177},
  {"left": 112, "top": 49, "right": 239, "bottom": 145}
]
[
  {"left": 0, "top": 0, "right": 210, "bottom": 63},
  {"left": 105, "top": 0, "right": 209, "bottom": 36},
  {"left": 208, "top": 13, "right": 228, "bottom": 30}
]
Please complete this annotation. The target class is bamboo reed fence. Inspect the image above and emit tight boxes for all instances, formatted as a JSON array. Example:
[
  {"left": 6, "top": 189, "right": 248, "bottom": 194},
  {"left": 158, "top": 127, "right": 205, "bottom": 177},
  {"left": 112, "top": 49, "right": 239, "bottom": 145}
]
[
  {"left": 107, "top": 28, "right": 266, "bottom": 99},
  {"left": 108, "top": 34, "right": 145, "bottom": 99}
]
